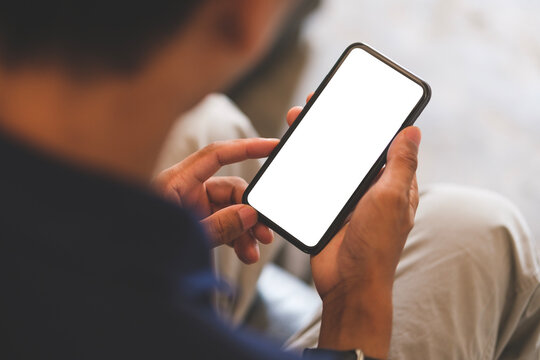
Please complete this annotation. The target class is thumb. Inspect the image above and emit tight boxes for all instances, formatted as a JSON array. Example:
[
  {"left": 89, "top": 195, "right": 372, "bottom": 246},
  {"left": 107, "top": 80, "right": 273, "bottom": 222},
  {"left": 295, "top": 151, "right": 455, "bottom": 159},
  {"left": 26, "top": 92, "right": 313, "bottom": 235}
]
[
  {"left": 380, "top": 126, "right": 421, "bottom": 191},
  {"left": 200, "top": 204, "right": 258, "bottom": 247}
]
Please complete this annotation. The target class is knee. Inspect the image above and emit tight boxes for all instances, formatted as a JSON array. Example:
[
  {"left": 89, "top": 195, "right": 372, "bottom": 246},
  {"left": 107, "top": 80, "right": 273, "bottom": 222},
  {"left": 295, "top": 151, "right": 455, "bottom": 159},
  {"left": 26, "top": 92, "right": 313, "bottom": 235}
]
[
  {"left": 395, "top": 185, "right": 539, "bottom": 360},
  {"left": 413, "top": 184, "right": 537, "bottom": 287},
  {"left": 155, "top": 94, "right": 260, "bottom": 174},
  {"left": 417, "top": 184, "right": 529, "bottom": 242}
]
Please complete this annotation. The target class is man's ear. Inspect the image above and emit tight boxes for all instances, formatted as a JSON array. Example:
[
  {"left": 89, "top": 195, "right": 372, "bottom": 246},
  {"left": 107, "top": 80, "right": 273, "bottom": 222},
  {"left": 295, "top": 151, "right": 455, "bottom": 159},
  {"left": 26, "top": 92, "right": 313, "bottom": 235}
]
[{"left": 210, "top": 0, "right": 290, "bottom": 58}]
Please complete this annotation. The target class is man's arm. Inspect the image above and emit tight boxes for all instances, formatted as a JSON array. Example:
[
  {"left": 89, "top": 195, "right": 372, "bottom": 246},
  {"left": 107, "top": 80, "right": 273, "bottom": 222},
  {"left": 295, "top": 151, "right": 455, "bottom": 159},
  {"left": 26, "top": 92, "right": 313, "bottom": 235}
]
[{"left": 283, "top": 102, "right": 420, "bottom": 359}]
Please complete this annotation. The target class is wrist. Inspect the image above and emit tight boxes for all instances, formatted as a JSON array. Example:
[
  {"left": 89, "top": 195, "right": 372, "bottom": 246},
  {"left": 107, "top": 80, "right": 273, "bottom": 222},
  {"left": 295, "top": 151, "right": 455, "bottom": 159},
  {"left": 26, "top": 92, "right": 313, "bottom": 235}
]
[{"left": 319, "top": 281, "right": 393, "bottom": 359}]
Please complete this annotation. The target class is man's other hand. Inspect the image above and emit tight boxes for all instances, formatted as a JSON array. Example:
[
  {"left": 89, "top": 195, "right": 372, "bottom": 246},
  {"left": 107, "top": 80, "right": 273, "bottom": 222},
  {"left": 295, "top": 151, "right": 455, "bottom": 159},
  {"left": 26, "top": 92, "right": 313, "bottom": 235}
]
[{"left": 153, "top": 138, "right": 278, "bottom": 264}]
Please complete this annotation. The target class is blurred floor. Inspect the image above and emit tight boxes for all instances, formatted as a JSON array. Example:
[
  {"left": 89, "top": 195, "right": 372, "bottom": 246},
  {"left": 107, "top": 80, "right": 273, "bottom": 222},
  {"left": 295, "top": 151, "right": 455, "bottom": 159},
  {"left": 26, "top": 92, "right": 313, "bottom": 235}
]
[{"left": 234, "top": 0, "right": 540, "bottom": 245}]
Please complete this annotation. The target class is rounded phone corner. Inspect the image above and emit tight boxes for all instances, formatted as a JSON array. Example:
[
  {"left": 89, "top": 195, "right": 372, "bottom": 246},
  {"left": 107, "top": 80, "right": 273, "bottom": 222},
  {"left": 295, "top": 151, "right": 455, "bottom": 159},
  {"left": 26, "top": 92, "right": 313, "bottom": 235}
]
[
  {"left": 241, "top": 189, "right": 251, "bottom": 206},
  {"left": 292, "top": 240, "right": 320, "bottom": 256},
  {"left": 419, "top": 80, "right": 432, "bottom": 103},
  {"left": 305, "top": 237, "right": 332, "bottom": 256},
  {"left": 346, "top": 42, "right": 367, "bottom": 52}
]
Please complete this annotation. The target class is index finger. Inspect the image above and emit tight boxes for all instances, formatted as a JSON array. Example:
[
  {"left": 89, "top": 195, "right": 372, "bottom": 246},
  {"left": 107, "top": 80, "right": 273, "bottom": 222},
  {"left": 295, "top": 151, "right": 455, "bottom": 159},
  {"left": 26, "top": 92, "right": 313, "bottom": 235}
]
[{"left": 169, "top": 138, "right": 278, "bottom": 189}]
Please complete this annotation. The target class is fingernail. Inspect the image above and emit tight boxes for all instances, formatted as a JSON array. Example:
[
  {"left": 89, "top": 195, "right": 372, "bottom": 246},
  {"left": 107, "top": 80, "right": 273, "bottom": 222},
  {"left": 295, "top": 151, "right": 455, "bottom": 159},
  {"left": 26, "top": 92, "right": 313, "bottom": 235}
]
[
  {"left": 239, "top": 206, "right": 257, "bottom": 230},
  {"left": 404, "top": 127, "right": 421, "bottom": 147}
]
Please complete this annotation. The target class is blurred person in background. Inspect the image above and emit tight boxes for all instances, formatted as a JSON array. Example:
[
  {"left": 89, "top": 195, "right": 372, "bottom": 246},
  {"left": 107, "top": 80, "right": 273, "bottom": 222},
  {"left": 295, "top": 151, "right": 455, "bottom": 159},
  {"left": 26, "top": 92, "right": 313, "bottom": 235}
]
[{"left": 0, "top": 1, "right": 538, "bottom": 359}]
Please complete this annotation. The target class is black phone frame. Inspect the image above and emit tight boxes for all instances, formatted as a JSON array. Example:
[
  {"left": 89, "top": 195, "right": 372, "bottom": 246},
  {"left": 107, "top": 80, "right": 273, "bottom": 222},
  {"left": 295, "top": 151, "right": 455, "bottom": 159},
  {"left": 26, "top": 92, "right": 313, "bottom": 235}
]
[{"left": 242, "top": 43, "right": 432, "bottom": 255}]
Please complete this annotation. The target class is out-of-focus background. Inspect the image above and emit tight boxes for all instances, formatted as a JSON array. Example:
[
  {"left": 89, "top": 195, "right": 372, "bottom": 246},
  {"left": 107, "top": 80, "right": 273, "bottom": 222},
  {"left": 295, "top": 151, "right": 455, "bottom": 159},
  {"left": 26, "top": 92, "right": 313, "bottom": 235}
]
[{"left": 229, "top": 0, "right": 540, "bottom": 253}]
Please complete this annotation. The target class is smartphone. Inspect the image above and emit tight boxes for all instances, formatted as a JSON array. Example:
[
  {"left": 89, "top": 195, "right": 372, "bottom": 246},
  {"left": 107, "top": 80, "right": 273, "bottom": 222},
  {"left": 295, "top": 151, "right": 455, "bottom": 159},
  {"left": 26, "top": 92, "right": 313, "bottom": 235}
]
[{"left": 242, "top": 43, "right": 431, "bottom": 255}]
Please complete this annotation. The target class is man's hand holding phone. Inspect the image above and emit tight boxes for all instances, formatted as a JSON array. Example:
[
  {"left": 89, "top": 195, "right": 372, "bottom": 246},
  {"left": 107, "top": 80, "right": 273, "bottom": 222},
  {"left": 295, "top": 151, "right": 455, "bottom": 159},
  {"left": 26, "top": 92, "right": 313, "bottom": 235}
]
[{"left": 288, "top": 102, "right": 421, "bottom": 359}]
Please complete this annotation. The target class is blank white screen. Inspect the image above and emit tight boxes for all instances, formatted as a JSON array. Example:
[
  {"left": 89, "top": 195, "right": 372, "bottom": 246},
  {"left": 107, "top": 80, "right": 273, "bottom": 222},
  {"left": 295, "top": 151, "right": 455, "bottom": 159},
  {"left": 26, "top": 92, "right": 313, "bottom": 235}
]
[{"left": 247, "top": 47, "right": 424, "bottom": 248}]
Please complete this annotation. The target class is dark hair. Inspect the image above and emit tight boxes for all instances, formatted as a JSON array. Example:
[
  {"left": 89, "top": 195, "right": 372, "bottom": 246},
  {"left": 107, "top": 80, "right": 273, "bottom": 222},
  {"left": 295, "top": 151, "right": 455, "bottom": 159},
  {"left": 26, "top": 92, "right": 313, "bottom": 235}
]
[{"left": 0, "top": 2, "right": 202, "bottom": 73}]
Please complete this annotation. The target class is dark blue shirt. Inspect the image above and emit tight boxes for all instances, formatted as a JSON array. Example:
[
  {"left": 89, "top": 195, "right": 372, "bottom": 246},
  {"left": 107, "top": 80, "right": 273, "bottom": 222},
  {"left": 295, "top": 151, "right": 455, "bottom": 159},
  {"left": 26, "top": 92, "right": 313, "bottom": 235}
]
[{"left": 0, "top": 132, "right": 306, "bottom": 359}]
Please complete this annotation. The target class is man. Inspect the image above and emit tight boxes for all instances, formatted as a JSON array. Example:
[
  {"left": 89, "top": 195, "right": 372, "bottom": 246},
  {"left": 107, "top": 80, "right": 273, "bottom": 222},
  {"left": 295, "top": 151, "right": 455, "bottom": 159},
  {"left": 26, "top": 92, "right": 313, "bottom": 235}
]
[{"left": 0, "top": 1, "right": 538, "bottom": 359}]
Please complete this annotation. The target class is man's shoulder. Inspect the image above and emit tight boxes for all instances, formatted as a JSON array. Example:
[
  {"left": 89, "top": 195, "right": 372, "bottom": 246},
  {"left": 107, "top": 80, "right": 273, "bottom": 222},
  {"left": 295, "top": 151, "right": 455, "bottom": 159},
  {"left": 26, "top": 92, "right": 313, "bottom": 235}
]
[{"left": 0, "top": 130, "right": 213, "bottom": 288}]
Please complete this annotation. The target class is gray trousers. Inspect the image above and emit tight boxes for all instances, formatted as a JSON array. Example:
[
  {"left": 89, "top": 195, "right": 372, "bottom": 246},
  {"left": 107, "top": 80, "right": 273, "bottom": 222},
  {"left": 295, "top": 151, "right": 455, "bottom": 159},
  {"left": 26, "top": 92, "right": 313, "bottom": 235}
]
[{"left": 156, "top": 94, "right": 540, "bottom": 359}]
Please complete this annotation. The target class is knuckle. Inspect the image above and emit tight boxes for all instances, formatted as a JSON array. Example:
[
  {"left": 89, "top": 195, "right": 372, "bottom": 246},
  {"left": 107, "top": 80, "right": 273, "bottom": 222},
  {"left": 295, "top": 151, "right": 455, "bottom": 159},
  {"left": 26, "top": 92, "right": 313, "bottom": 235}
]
[
  {"left": 376, "top": 187, "right": 408, "bottom": 208},
  {"left": 396, "top": 148, "right": 418, "bottom": 173},
  {"left": 208, "top": 216, "right": 225, "bottom": 242},
  {"left": 152, "top": 173, "right": 168, "bottom": 192},
  {"left": 203, "top": 141, "right": 221, "bottom": 154},
  {"left": 230, "top": 176, "right": 248, "bottom": 187},
  {"left": 205, "top": 213, "right": 241, "bottom": 245},
  {"left": 206, "top": 140, "right": 233, "bottom": 153},
  {"left": 218, "top": 215, "right": 237, "bottom": 241}
]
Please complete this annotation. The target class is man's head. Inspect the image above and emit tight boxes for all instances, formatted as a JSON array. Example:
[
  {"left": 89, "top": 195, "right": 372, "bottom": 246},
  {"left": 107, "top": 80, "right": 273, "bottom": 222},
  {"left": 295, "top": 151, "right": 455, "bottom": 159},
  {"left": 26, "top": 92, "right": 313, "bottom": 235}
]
[
  {"left": 0, "top": 1, "right": 292, "bottom": 79},
  {"left": 0, "top": 0, "right": 295, "bottom": 180},
  {"left": 0, "top": 2, "right": 202, "bottom": 72}
]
